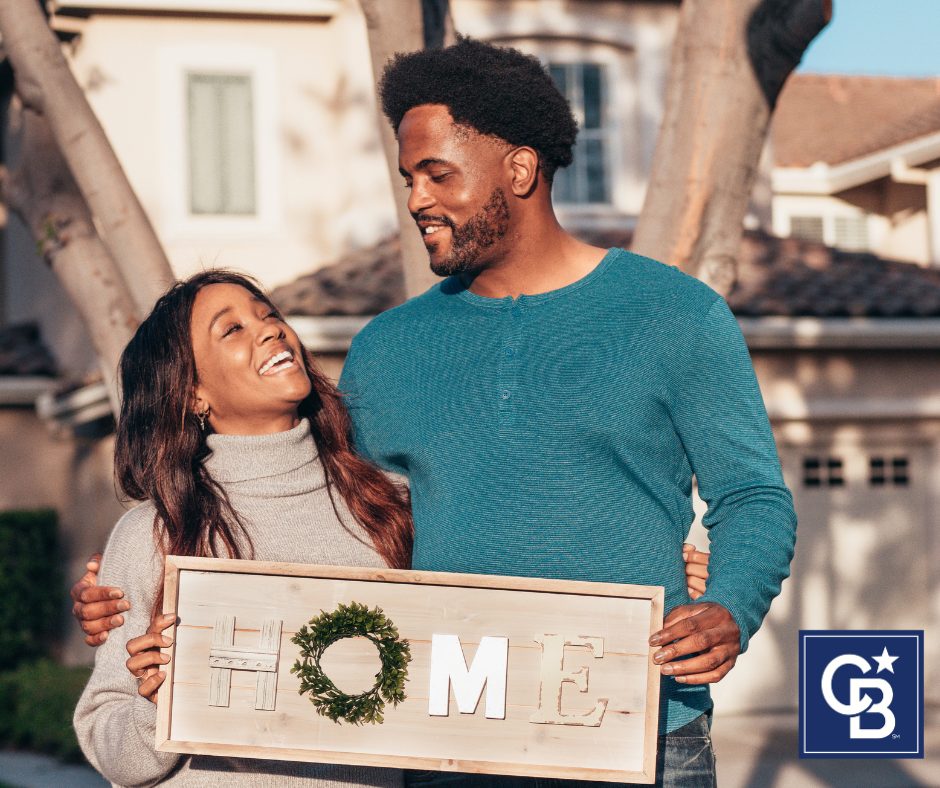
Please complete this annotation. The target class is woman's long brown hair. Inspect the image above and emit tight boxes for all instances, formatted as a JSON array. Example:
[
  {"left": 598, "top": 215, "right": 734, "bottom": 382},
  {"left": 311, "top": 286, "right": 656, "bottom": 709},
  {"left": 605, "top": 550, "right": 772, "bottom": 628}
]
[{"left": 114, "top": 271, "right": 413, "bottom": 602}]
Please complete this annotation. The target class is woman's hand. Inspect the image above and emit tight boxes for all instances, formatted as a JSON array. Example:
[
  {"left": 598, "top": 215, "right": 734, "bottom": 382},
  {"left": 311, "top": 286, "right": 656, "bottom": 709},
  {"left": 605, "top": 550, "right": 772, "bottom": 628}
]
[
  {"left": 125, "top": 613, "right": 176, "bottom": 703},
  {"left": 683, "top": 543, "right": 710, "bottom": 600}
]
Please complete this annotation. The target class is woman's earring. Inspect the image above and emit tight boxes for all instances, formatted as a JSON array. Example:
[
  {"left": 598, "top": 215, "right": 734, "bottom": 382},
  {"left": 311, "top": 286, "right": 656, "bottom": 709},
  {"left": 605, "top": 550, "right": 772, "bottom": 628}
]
[{"left": 196, "top": 408, "right": 209, "bottom": 431}]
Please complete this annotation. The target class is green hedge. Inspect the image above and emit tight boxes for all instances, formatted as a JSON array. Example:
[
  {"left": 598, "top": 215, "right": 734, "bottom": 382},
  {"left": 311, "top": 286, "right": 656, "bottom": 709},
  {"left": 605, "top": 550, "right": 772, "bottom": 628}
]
[
  {"left": 0, "top": 509, "right": 61, "bottom": 671},
  {"left": 0, "top": 659, "right": 91, "bottom": 762},
  {"left": 0, "top": 510, "right": 89, "bottom": 763}
]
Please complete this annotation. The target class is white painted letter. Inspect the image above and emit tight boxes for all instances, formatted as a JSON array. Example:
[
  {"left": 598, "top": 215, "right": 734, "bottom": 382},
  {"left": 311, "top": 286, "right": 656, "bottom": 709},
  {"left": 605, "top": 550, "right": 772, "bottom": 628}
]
[
  {"left": 428, "top": 634, "right": 509, "bottom": 719},
  {"left": 529, "top": 634, "right": 608, "bottom": 727}
]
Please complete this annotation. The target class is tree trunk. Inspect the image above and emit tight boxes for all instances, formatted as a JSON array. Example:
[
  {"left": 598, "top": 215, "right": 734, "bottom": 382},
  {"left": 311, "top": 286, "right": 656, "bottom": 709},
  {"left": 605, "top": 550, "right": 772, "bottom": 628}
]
[
  {"left": 2, "top": 102, "right": 138, "bottom": 412},
  {"left": 0, "top": 0, "right": 174, "bottom": 317},
  {"left": 631, "top": 0, "right": 830, "bottom": 295},
  {"left": 360, "top": 0, "right": 440, "bottom": 299}
]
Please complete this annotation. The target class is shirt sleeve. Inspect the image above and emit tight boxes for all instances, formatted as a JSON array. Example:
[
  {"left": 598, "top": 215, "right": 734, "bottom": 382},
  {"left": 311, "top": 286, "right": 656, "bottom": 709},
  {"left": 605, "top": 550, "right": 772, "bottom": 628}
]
[
  {"left": 339, "top": 335, "right": 408, "bottom": 476},
  {"left": 667, "top": 297, "right": 797, "bottom": 652},
  {"left": 73, "top": 510, "right": 183, "bottom": 787}
]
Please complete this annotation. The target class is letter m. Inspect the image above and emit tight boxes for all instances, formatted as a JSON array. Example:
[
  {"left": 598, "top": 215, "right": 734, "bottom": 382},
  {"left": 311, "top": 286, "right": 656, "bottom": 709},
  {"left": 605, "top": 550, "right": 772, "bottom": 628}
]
[{"left": 428, "top": 634, "right": 508, "bottom": 720}]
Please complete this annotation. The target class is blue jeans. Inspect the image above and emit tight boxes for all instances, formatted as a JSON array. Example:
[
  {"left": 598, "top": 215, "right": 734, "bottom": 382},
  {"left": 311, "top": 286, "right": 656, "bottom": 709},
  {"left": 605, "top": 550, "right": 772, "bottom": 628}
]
[{"left": 404, "top": 713, "right": 716, "bottom": 788}]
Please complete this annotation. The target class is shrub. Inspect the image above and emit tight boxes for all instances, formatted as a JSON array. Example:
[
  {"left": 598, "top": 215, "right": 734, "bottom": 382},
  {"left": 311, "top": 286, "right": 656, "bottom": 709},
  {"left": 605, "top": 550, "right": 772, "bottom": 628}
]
[
  {"left": 0, "top": 658, "right": 91, "bottom": 762},
  {"left": 0, "top": 509, "right": 61, "bottom": 670}
]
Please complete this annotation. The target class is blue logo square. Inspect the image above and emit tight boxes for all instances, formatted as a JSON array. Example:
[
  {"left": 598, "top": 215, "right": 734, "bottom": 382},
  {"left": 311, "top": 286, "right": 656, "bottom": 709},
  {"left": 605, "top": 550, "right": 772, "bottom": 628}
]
[{"left": 799, "top": 630, "right": 924, "bottom": 758}]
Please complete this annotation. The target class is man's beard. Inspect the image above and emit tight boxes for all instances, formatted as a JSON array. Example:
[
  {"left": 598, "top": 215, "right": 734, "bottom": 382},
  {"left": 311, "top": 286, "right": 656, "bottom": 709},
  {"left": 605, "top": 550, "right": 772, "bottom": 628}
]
[{"left": 424, "top": 188, "right": 511, "bottom": 277}]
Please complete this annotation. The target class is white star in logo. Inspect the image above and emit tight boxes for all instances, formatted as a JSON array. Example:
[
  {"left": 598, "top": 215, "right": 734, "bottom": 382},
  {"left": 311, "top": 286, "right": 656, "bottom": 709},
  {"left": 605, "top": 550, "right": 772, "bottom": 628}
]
[{"left": 873, "top": 647, "right": 899, "bottom": 673}]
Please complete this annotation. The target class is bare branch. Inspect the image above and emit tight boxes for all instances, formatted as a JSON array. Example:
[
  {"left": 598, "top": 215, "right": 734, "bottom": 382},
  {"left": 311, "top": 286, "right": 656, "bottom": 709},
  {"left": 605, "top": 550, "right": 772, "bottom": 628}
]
[{"left": 0, "top": 0, "right": 174, "bottom": 316}]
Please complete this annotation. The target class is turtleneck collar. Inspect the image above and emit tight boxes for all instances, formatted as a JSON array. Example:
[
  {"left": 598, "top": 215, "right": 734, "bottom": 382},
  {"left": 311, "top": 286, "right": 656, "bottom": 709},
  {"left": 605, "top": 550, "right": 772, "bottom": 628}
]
[{"left": 203, "top": 418, "right": 319, "bottom": 485}]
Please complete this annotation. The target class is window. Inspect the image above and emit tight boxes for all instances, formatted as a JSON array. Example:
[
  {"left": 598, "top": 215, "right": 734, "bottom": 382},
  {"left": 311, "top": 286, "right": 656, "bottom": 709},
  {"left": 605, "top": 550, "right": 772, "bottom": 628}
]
[
  {"left": 803, "top": 456, "right": 844, "bottom": 487},
  {"left": 869, "top": 456, "right": 909, "bottom": 487},
  {"left": 187, "top": 73, "right": 256, "bottom": 215},
  {"left": 790, "top": 216, "right": 825, "bottom": 243},
  {"left": 787, "top": 213, "right": 870, "bottom": 251},
  {"left": 548, "top": 62, "right": 610, "bottom": 205},
  {"left": 834, "top": 216, "right": 870, "bottom": 251}
]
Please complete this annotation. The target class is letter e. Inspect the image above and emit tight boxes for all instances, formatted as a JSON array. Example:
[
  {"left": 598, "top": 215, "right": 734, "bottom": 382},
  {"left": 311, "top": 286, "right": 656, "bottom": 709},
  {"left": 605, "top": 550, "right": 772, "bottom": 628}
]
[{"left": 529, "top": 634, "right": 608, "bottom": 727}]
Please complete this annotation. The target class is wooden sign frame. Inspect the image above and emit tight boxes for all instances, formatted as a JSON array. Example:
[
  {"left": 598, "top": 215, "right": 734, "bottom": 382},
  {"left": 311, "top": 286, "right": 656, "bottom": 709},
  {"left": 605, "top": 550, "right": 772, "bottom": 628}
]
[{"left": 156, "top": 556, "right": 664, "bottom": 783}]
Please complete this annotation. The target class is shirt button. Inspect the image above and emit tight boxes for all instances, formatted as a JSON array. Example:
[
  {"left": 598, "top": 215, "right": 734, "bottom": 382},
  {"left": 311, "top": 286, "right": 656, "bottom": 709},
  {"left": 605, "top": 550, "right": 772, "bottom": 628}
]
[
  {"left": 500, "top": 390, "right": 511, "bottom": 400},
  {"left": 504, "top": 347, "right": 515, "bottom": 358}
]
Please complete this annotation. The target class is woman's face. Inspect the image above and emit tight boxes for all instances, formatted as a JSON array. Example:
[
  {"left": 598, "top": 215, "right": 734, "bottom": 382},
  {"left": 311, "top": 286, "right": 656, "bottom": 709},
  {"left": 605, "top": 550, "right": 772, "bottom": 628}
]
[{"left": 190, "top": 283, "right": 311, "bottom": 435}]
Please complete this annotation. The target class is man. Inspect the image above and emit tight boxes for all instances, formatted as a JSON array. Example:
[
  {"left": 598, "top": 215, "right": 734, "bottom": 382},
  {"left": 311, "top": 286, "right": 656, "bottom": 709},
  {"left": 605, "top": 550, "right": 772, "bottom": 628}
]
[{"left": 73, "top": 37, "right": 794, "bottom": 787}]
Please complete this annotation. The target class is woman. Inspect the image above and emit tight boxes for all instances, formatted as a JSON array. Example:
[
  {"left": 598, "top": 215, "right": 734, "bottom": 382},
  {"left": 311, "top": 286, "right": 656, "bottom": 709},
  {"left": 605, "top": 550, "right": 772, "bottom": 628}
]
[{"left": 74, "top": 270, "right": 411, "bottom": 787}]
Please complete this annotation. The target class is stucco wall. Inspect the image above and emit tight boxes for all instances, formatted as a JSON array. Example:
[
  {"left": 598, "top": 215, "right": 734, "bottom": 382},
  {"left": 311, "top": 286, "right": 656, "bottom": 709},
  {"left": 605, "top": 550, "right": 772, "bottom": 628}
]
[
  {"left": 772, "top": 181, "right": 930, "bottom": 266},
  {"left": 4, "top": 0, "right": 398, "bottom": 377},
  {"left": 65, "top": 2, "right": 396, "bottom": 287},
  {"left": 453, "top": 0, "right": 678, "bottom": 220},
  {"left": 698, "top": 347, "right": 940, "bottom": 712},
  {"left": 0, "top": 407, "right": 125, "bottom": 665}
]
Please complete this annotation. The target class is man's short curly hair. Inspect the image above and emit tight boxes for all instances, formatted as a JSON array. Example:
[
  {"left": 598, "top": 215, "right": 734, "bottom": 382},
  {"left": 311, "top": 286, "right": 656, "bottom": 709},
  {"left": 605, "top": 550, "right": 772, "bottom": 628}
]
[{"left": 379, "top": 36, "right": 578, "bottom": 182}]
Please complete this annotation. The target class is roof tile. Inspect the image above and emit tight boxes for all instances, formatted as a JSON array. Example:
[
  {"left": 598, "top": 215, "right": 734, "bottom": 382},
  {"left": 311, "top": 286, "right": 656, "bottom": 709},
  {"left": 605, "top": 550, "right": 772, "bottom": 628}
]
[
  {"left": 271, "top": 230, "right": 940, "bottom": 321},
  {"left": 0, "top": 323, "right": 57, "bottom": 377},
  {"left": 772, "top": 74, "right": 940, "bottom": 166}
]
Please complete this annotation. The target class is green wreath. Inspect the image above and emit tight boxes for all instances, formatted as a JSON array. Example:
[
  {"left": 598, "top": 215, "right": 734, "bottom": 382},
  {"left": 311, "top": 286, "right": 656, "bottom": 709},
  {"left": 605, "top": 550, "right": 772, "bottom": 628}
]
[{"left": 290, "top": 601, "right": 411, "bottom": 725}]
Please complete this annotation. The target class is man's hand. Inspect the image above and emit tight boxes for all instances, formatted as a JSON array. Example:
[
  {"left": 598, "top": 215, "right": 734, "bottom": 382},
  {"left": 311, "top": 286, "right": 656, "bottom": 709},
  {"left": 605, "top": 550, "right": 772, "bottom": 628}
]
[
  {"left": 70, "top": 553, "right": 130, "bottom": 646},
  {"left": 125, "top": 614, "right": 175, "bottom": 703},
  {"left": 682, "top": 543, "right": 709, "bottom": 600},
  {"left": 649, "top": 602, "right": 740, "bottom": 684}
]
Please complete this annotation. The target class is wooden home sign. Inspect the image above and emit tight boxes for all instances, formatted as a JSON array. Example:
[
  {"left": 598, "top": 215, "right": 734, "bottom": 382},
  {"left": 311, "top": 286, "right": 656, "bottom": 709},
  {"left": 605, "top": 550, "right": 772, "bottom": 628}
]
[{"left": 155, "top": 556, "right": 664, "bottom": 783}]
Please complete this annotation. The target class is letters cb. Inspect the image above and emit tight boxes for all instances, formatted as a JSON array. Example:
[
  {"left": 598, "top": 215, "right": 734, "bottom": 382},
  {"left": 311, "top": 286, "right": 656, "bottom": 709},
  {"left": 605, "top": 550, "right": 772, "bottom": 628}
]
[{"left": 799, "top": 630, "right": 924, "bottom": 758}]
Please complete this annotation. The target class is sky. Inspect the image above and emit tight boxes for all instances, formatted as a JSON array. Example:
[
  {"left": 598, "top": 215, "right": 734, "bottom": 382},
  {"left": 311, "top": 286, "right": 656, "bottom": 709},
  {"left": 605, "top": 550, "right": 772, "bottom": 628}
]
[{"left": 798, "top": 0, "right": 940, "bottom": 77}]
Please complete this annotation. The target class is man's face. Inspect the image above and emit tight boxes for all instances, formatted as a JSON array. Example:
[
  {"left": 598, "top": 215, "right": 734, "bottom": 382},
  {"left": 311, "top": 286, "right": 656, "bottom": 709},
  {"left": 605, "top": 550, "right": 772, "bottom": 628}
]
[{"left": 398, "top": 104, "right": 512, "bottom": 277}]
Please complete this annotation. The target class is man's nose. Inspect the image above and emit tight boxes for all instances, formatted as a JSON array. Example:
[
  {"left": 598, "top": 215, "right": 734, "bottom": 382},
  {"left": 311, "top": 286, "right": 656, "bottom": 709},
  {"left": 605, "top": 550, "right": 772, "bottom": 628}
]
[{"left": 407, "top": 181, "right": 434, "bottom": 216}]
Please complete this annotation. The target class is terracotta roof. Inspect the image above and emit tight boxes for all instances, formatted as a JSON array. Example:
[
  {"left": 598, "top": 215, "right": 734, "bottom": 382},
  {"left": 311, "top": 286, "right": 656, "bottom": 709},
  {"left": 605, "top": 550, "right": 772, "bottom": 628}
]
[
  {"left": 772, "top": 74, "right": 940, "bottom": 167},
  {"left": 270, "top": 236, "right": 405, "bottom": 317},
  {"left": 273, "top": 229, "right": 940, "bottom": 320},
  {"left": 0, "top": 323, "right": 57, "bottom": 376},
  {"left": 582, "top": 228, "right": 940, "bottom": 318}
]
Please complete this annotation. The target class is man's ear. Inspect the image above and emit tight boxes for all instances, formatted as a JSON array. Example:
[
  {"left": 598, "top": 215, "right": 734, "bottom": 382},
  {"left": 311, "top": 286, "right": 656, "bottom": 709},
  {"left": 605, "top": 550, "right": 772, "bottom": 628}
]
[{"left": 508, "top": 147, "right": 540, "bottom": 197}]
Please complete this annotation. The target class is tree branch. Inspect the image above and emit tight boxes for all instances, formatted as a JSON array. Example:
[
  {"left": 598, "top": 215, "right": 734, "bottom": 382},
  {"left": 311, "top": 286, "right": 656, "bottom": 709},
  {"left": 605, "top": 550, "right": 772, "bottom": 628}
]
[{"left": 747, "top": 0, "right": 832, "bottom": 108}]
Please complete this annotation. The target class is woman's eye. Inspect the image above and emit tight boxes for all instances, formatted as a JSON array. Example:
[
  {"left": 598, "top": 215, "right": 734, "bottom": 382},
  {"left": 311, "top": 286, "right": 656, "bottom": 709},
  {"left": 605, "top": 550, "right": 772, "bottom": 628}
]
[
  {"left": 265, "top": 310, "right": 280, "bottom": 320},
  {"left": 222, "top": 322, "right": 242, "bottom": 337}
]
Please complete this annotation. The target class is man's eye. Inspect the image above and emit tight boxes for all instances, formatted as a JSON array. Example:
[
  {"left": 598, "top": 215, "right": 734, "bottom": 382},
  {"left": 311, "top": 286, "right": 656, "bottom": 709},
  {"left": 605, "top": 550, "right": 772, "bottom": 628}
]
[
  {"left": 430, "top": 173, "right": 450, "bottom": 183},
  {"left": 402, "top": 179, "right": 413, "bottom": 189}
]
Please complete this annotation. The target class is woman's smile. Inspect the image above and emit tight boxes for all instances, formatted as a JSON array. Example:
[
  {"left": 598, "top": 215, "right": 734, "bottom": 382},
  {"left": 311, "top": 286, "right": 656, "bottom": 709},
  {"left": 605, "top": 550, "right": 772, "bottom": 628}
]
[{"left": 191, "top": 283, "right": 312, "bottom": 434}]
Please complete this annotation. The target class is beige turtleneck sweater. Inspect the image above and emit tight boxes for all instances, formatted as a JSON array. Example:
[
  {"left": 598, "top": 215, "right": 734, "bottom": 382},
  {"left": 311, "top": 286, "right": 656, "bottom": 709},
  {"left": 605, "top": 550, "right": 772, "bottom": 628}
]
[{"left": 74, "top": 419, "right": 403, "bottom": 788}]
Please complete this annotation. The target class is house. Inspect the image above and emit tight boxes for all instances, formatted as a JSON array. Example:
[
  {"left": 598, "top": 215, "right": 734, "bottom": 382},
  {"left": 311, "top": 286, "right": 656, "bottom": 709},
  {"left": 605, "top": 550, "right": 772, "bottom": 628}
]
[
  {"left": 770, "top": 74, "right": 940, "bottom": 265},
  {"left": 1, "top": 0, "right": 684, "bottom": 663},
  {"left": 3, "top": 0, "right": 681, "bottom": 381},
  {"left": 0, "top": 1, "right": 936, "bottom": 713}
]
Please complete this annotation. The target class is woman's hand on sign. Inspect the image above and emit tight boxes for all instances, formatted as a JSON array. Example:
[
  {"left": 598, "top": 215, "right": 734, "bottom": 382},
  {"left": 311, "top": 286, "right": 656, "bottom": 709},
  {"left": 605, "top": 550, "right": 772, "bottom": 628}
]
[
  {"left": 70, "top": 553, "right": 130, "bottom": 646},
  {"left": 125, "top": 614, "right": 176, "bottom": 703},
  {"left": 682, "top": 543, "right": 710, "bottom": 600}
]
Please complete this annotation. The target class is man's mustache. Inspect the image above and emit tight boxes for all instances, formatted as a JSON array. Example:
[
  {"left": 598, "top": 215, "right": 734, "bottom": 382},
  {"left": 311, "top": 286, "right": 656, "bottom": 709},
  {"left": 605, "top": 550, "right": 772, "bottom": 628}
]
[{"left": 413, "top": 213, "right": 455, "bottom": 230}]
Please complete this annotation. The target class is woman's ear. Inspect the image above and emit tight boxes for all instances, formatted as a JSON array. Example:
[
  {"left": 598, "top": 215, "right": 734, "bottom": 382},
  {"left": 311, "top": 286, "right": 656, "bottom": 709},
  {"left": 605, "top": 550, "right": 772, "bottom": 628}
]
[
  {"left": 192, "top": 388, "right": 210, "bottom": 419},
  {"left": 508, "top": 146, "right": 540, "bottom": 197}
]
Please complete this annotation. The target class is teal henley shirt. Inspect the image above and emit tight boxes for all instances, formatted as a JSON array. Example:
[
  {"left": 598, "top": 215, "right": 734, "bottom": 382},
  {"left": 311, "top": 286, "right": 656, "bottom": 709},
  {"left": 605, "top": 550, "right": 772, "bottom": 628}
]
[{"left": 340, "top": 248, "right": 797, "bottom": 733}]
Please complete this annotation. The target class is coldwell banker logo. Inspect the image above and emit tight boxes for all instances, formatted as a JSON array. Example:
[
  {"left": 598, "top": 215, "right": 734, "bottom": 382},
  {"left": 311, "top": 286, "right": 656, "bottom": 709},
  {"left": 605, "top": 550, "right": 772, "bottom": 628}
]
[{"left": 800, "top": 631, "right": 924, "bottom": 758}]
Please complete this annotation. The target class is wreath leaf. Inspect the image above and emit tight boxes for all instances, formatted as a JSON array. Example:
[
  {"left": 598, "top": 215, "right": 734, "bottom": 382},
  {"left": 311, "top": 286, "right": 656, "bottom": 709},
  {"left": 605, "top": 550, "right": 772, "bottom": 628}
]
[{"left": 291, "top": 601, "right": 411, "bottom": 725}]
